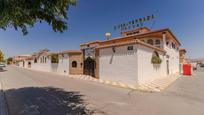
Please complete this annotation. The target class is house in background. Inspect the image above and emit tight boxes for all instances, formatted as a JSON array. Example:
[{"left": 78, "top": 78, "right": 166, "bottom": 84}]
[
  {"left": 187, "top": 58, "right": 204, "bottom": 69},
  {"left": 13, "top": 55, "right": 32, "bottom": 67},
  {"left": 179, "top": 49, "right": 187, "bottom": 64},
  {"left": 24, "top": 57, "right": 32, "bottom": 68},
  {"left": 81, "top": 27, "right": 181, "bottom": 85},
  {"left": 15, "top": 49, "right": 84, "bottom": 76},
  {"left": 56, "top": 50, "right": 83, "bottom": 75},
  {"left": 30, "top": 49, "right": 53, "bottom": 72},
  {"left": 179, "top": 48, "right": 187, "bottom": 73}
]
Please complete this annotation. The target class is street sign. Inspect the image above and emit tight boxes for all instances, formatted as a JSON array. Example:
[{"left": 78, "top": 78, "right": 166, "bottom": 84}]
[{"left": 84, "top": 47, "right": 94, "bottom": 58}]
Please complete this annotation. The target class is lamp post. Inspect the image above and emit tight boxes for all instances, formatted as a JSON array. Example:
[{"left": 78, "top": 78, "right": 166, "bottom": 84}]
[{"left": 105, "top": 32, "right": 111, "bottom": 40}]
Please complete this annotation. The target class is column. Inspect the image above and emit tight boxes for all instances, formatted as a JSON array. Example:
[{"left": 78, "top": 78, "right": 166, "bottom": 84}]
[{"left": 162, "top": 32, "right": 167, "bottom": 49}]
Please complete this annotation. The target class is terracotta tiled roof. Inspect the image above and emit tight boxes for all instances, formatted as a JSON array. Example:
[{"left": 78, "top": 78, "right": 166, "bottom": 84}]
[
  {"left": 101, "top": 28, "right": 181, "bottom": 45},
  {"left": 54, "top": 50, "right": 82, "bottom": 54},
  {"left": 96, "top": 39, "right": 166, "bottom": 53},
  {"left": 80, "top": 40, "right": 101, "bottom": 46},
  {"left": 179, "top": 48, "right": 186, "bottom": 52},
  {"left": 80, "top": 28, "right": 181, "bottom": 46}
]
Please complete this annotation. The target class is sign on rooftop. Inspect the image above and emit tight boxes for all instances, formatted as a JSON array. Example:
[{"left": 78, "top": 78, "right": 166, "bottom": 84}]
[{"left": 114, "top": 14, "right": 155, "bottom": 32}]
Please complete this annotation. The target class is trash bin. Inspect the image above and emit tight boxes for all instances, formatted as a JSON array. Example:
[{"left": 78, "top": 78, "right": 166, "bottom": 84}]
[{"left": 183, "top": 64, "right": 191, "bottom": 76}]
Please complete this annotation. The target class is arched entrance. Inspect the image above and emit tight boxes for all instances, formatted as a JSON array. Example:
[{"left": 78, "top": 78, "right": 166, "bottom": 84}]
[{"left": 83, "top": 57, "right": 96, "bottom": 77}]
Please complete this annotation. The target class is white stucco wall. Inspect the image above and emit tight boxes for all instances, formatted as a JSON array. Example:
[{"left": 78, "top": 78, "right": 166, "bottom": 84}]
[
  {"left": 24, "top": 61, "right": 29, "bottom": 68},
  {"left": 24, "top": 60, "right": 31, "bottom": 68},
  {"left": 99, "top": 45, "right": 138, "bottom": 86},
  {"left": 30, "top": 55, "right": 52, "bottom": 72},
  {"left": 18, "top": 61, "right": 24, "bottom": 67},
  {"left": 137, "top": 45, "right": 166, "bottom": 83},
  {"left": 56, "top": 54, "right": 69, "bottom": 75},
  {"left": 98, "top": 43, "right": 179, "bottom": 85},
  {"left": 164, "top": 45, "right": 180, "bottom": 75}
]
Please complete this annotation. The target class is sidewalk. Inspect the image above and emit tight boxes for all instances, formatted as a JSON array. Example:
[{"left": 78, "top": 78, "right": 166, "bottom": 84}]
[
  {"left": 138, "top": 73, "right": 181, "bottom": 92},
  {"left": 67, "top": 74, "right": 181, "bottom": 92},
  {"left": 0, "top": 73, "right": 8, "bottom": 115},
  {"left": 16, "top": 65, "right": 181, "bottom": 92}
]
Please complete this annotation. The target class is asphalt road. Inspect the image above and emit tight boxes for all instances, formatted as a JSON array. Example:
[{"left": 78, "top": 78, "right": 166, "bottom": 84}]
[{"left": 0, "top": 66, "right": 204, "bottom": 115}]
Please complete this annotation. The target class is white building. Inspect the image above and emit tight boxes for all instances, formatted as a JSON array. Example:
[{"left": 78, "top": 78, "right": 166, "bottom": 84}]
[
  {"left": 81, "top": 27, "right": 181, "bottom": 85},
  {"left": 14, "top": 27, "right": 181, "bottom": 87},
  {"left": 13, "top": 55, "right": 31, "bottom": 67},
  {"left": 15, "top": 49, "right": 84, "bottom": 76},
  {"left": 30, "top": 49, "right": 53, "bottom": 72}
]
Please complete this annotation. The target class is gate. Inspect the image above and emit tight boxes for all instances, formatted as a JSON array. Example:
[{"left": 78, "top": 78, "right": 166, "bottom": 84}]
[
  {"left": 83, "top": 57, "right": 95, "bottom": 77},
  {"left": 28, "top": 62, "right": 31, "bottom": 68}
]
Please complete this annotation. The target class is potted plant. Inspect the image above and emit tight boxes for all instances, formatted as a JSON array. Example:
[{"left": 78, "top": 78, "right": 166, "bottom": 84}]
[
  {"left": 151, "top": 51, "right": 162, "bottom": 64},
  {"left": 151, "top": 56, "right": 162, "bottom": 64}
]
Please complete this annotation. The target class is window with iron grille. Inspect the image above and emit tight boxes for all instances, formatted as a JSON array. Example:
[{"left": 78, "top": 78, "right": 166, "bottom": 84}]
[{"left": 127, "top": 46, "right": 134, "bottom": 50}]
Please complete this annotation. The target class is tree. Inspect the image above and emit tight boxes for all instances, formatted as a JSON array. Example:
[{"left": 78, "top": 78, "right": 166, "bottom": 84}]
[
  {"left": 51, "top": 54, "right": 59, "bottom": 63},
  {"left": 0, "top": 50, "right": 4, "bottom": 62},
  {"left": 0, "top": 0, "right": 76, "bottom": 35},
  {"left": 7, "top": 57, "right": 13, "bottom": 65}
]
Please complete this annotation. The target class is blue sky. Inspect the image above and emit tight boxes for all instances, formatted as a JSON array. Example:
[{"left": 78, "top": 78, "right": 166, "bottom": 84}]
[{"left": 0, "top": 0, "right": 204, "bottom": 59}]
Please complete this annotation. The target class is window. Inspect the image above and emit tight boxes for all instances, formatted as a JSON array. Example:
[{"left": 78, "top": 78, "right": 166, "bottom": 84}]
[
  {"left": 166, "top": 41, "right": 169, "bottom": 46},
  {"left": 172, "top": 43, "right": 175, "bottom": 49},
  {"left": 147, "top": 39, "right": 153, "bottom": 45},
  {"left": 155, "top": 40, "right": 161, "bottom": 48},
  {"left": 155, "top": 40, "right": 160, "bottom": 45},
  {"left": 72, "top": 61, "right": 77, "bottom": 68},
  {"left": 127, "top": 46, "right": 134, "bottom": 50}
]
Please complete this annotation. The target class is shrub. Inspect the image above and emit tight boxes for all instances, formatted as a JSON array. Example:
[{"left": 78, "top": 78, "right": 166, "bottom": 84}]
[
  {"left": 51, "top": 54, "right": 59, "bottom": 63},
  {"left": 151, "top": 56, "right": 162, "bottom": 64}
]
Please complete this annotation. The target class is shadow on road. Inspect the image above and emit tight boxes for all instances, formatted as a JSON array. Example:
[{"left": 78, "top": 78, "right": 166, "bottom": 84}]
[
  {"left": 0, "top": 68, "right": 7, "bottom": 72},
  {"left": 4, "top": 87, "right": 93, "bottom": 115}
]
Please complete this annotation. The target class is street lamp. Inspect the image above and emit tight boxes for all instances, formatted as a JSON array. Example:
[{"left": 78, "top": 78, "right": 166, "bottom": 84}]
[{"left": 105, "top": 32, "right": 111, "bottom": 40}]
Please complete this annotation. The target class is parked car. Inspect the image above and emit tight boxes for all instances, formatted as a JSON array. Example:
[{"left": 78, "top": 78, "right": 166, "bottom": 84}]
[
  {"left": 200, "top": 64, "right": 204, "bottom": 68},
  {"left": 193, "top": 67, "right": 197, "bottom": 70},
  {"left": 0, "top": 63, "right": 6, "bottom": 68}
]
